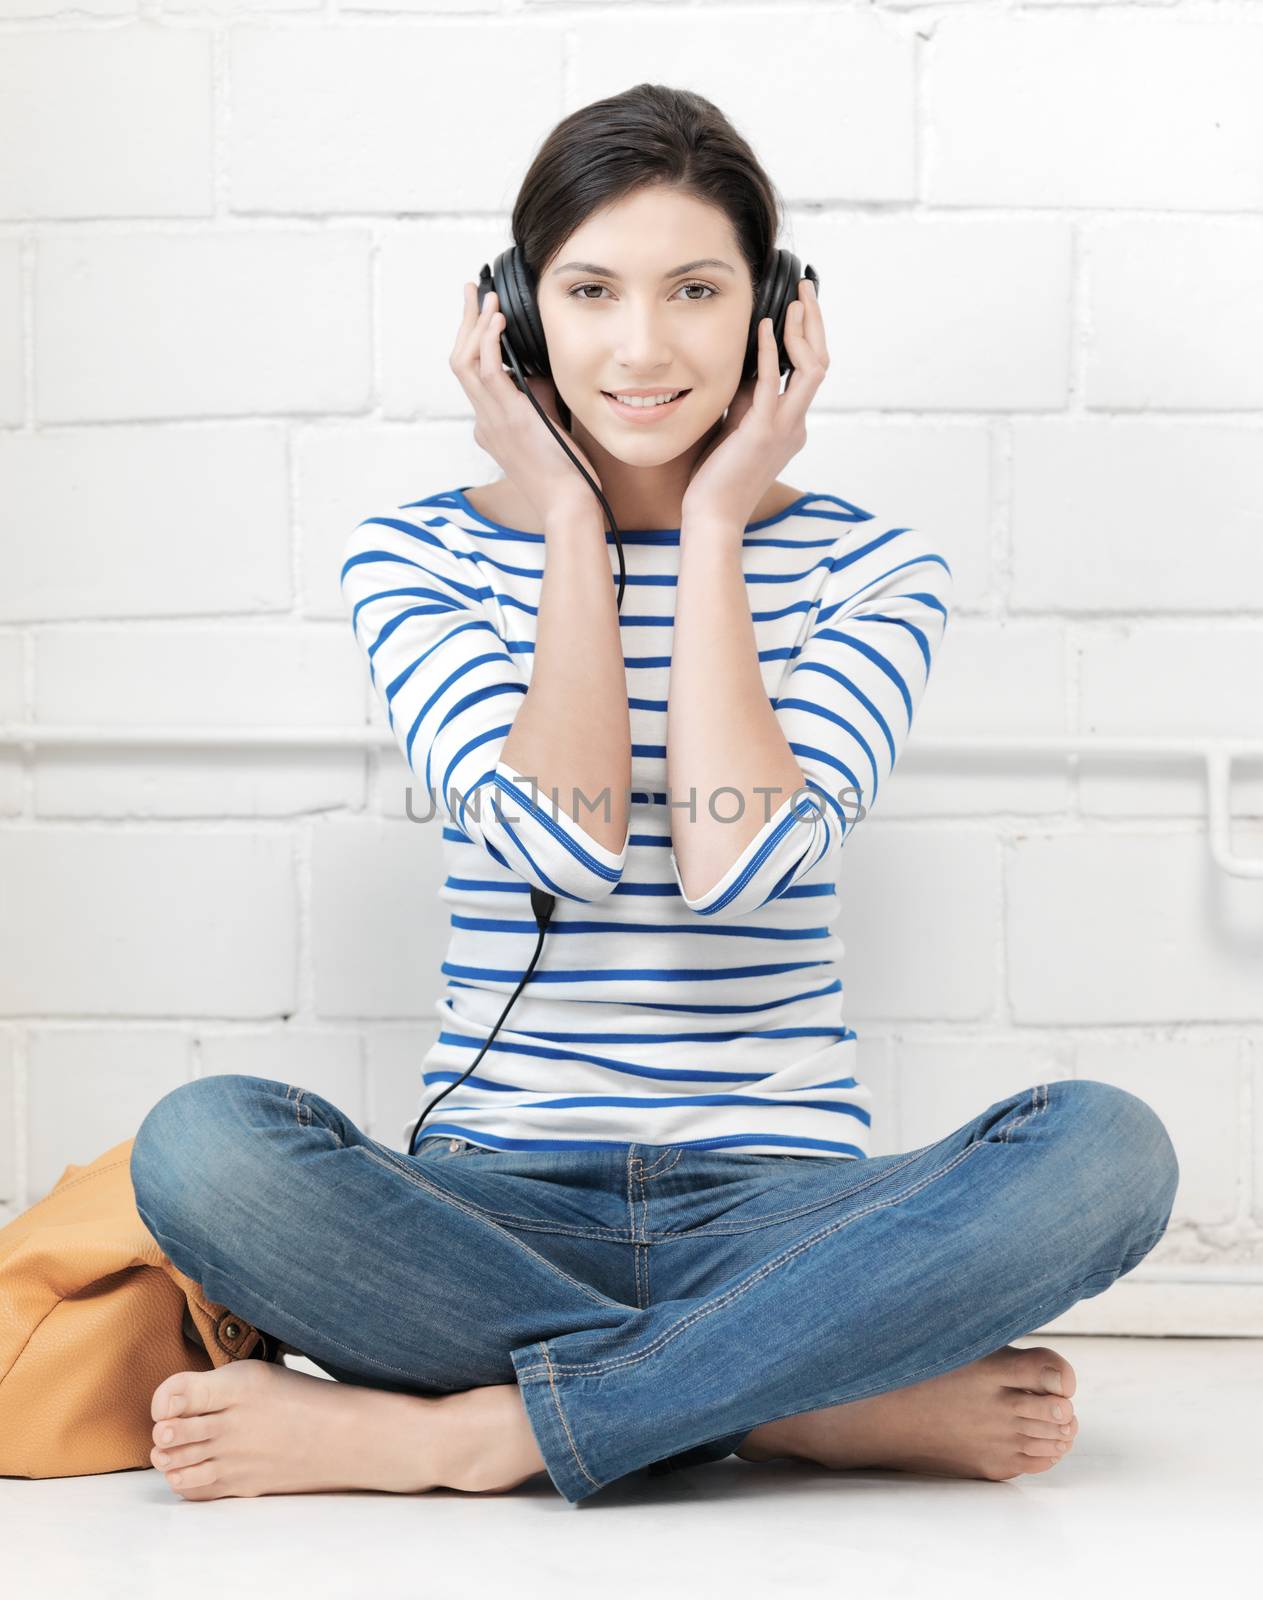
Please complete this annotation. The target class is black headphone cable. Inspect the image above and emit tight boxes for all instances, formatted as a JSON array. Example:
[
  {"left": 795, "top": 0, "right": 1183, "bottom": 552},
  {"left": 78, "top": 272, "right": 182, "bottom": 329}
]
[{"left": 406, "top": 333, "right": 626, "bottom": 1157}]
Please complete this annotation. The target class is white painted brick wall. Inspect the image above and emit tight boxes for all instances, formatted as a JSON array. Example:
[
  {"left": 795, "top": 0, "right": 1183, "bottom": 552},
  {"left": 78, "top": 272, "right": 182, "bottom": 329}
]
[
  {"left": 0, "top": 26, "right": 215, "bottom": 220},
  {"left": 0, "top": 241, "right": 22, "bottom": 425},
  {"left": 1, "top": 4, "right": 1259, "bottom": 1334}
]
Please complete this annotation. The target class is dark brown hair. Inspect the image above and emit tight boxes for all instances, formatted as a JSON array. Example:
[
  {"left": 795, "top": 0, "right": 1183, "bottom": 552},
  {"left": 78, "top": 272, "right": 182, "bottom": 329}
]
[{"left": 511, "top": 83, "right": 784, "bottom": 299}]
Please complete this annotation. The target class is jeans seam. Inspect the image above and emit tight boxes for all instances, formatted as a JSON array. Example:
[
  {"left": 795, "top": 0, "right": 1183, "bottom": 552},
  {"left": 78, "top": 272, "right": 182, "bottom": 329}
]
[
  {"left": 514, "top": 1086, "right": 1051, "bottom": 1382},
  {"left": 639, "top": 1158, "right": 652, "bottom": 1306},
  {"left": 287, "top": 1083, "right": 314, "bottom": 1131},
  {"left": 539, "top": 1342, "right": 602, "bottom": 1492},
  {"left": 639, "top": 1148, "right": 684, "bottom": 1181},
  {"left": 627, "top": 1146, "right": 644, "bottom": 1308},
  {"left": 1120, "top": 1231, "right": 1166, "bottom": 1271},
  {"left": 634, "top": 1149, "right": 684, "bottom": 1303}
]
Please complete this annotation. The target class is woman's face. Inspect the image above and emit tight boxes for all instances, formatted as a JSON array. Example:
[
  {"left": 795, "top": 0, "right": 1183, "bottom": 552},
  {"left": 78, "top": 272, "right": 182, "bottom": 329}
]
[{"left": 536, "top": 186, "right": 755, "bottom": 468}]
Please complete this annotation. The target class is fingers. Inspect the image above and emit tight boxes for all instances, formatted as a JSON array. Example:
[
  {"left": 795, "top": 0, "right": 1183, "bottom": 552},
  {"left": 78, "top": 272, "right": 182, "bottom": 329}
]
[
  {"left": 778, "top": 278, "right": 827, "bottom": 417},
  {"left": 789, "top": 277, "right": 828, "bottom": 369},
  {"left": 451, "top": 282, "right": 501, "bottom": 373},
  {"left": 752, "top": 315, "right": 779, "bottom": 415},
  {"left": 450, "top": 281, "right": 481, "bottom": 367},
  {"left": 450, "top": 283, "right": 516, "bottom": 412},
  {"left": 478, "top": 294, "right": 512, "bottom": 392},
  {"left": 450, "top": 282, "right": 491, "bottom": 406}
]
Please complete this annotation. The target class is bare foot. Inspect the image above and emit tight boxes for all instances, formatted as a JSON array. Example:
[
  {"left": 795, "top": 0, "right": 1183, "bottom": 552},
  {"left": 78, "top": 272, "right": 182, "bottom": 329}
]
[
  {"left": 736, "top": 1344, "right": 1078, "bottom": 1483},
  {"left": 147, "top": 1359, "right": 548, "bottom": 1501}
]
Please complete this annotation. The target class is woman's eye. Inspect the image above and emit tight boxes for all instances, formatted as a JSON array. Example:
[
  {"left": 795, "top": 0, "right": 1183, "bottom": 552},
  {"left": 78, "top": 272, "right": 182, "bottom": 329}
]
[{"left": 567, "top": 281, "right": 717, "bottom": 302}]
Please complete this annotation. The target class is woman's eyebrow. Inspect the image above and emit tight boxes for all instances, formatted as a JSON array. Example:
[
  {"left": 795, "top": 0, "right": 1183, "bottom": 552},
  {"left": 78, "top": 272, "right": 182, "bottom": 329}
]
[{"left": 550, "top": 258, "right": 736, "bottom": 279}]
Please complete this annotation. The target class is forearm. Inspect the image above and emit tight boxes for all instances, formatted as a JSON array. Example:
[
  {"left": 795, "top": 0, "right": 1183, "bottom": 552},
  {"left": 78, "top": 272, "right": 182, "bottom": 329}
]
[
  {"left": 666, "top": 519, "right": 806, "bottom": 902},
  {"left": 500, "top": 502, "right": 632, "bottom": 856}
]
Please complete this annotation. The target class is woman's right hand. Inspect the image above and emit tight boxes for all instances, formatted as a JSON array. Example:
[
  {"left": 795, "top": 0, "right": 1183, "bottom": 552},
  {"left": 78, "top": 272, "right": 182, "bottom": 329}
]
[{"left": 449, "top": 281, "right": 603, "bottom": 527}]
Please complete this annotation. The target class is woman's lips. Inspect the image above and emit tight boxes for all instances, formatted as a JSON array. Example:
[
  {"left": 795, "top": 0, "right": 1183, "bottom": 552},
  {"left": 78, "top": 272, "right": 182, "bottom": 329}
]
[{"left": 601, "top": 389, "right": 691, "bottom": 423}]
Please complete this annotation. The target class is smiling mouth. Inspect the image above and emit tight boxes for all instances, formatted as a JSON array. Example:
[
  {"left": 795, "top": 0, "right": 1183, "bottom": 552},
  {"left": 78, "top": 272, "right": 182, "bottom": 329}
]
[{"left": 601, "top": 389, "right": 692, "bottom": 415}]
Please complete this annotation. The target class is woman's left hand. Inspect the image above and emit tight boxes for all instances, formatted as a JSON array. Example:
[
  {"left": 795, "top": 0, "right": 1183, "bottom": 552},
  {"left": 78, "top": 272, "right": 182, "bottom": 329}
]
[{"left": 680, "top": 277, "right": 829, "bottom": 529}]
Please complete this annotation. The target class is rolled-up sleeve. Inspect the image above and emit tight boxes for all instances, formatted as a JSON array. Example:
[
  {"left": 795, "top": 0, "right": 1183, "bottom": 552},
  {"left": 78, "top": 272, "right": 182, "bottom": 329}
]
[
  {"left": 340, "top": 506, "right": 628, "bottom": 902},
  {"left": 670, "top": 526, "right": 953, "bottom": 921}
]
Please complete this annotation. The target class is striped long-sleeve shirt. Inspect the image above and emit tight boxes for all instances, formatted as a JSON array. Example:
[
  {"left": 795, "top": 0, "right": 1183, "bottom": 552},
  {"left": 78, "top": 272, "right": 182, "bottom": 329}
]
[{"left": 340, "top": 486, "right": 953, "bottom": 1158}]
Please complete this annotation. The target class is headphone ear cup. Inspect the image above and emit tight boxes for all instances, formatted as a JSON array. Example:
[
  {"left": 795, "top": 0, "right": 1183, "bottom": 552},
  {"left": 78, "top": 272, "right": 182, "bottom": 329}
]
[
  {"left": 741, "top": 250, "right": 819, "bottom": 385},
  {"left": 481, "top": 247, "right": 551, "bottom": 383}
]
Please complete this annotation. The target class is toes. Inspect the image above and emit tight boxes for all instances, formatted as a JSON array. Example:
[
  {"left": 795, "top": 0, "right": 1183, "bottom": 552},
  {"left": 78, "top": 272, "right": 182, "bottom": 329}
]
[
  {"left": 151, "top": 1360, "right": 257, "bottom": 1425},
  {"left": 986, "top": 1438, "right": 1072, "bottom": 1479},
  {"left": 1008, "top": 1345, "right": 1077, "bottom": 1401},
  {"left": 1031, "top": 1345, "right": 1077, "bottom": 1399},
  {"left": 152, "top": 1413, "right": 214, "bottom": 1450},
  {"left": 1017, "top": 1435, "right": 1068, "bottom": 1459},
  {"left": 152, "top": 1438, "right": 214, "bottom": 1472},
  {"left": 1013, "top": 1416, "right": 1068, "bottom": 1441},
  {"left": 983, "top": 1455, "right": 1035, "bottom": 1481},
  {"left": 150, "top": 1370, "right": 208, "bottom": 1424},
  {"left": 164, "top": 1458, "right": 220, "bottom": 1494},
  {"left": 1012, "top": 1391, "right": 1075, "bottom": 1427}
]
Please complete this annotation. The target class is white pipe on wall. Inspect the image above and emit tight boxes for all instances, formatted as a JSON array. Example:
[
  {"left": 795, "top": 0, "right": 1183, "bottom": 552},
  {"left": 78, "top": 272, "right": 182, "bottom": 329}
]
[{"left": 3, "top": 727, "right": 1261, "bottom": 876}]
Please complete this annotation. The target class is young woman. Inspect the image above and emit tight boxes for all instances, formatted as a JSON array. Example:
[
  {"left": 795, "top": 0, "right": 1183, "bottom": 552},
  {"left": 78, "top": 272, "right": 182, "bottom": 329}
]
[{"left": 129, "top": 84, "right": 1179, "bottom": 1506}]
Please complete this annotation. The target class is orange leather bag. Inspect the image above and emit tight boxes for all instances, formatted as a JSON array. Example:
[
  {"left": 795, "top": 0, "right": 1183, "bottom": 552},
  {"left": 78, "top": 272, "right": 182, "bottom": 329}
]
[{"left": 0, "top": 1135, "right": 287, "bottom": 1479}]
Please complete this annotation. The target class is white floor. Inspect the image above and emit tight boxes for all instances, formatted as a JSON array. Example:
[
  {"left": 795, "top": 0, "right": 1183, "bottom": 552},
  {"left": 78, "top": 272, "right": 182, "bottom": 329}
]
[{"left": 2, "top": 1335, "right": 1256, "bottom": 1600}]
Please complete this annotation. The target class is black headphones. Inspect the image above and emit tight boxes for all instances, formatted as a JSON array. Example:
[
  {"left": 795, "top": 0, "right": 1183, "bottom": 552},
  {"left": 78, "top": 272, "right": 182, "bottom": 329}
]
[{"left": 406, "top": 246, "right": 820, "bottom": 1157}]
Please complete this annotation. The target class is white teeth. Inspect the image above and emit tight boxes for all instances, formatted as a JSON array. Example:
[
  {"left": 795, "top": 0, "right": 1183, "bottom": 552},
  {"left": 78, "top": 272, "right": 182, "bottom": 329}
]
[{"left": 608, "top": 391, "right": 684, "bottom": 408}]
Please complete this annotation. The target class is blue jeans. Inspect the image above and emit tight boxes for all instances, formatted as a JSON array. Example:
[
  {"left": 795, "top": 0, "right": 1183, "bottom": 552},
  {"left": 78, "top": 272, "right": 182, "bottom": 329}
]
[{"left": 129, "top": 1075, "right": 1178, "bottom": 1506}]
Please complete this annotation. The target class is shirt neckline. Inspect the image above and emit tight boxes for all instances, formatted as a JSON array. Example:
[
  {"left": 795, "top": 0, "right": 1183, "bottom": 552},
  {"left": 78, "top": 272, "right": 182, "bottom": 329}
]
[{"left": 449, "top": 485, "right": 817, "bottom": 540}]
